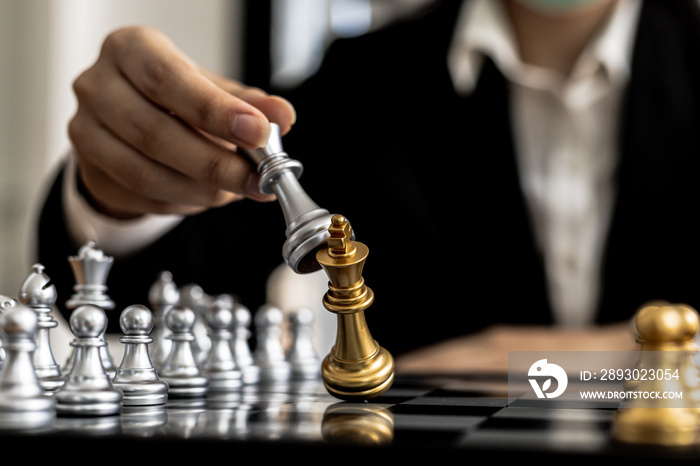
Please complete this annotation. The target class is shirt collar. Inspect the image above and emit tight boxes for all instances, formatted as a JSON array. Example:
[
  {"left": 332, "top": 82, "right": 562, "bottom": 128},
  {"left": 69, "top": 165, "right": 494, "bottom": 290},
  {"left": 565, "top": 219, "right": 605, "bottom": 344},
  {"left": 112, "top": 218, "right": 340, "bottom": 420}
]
[{"left": 448, "top": 0, "right": 642, "bottom": 95}]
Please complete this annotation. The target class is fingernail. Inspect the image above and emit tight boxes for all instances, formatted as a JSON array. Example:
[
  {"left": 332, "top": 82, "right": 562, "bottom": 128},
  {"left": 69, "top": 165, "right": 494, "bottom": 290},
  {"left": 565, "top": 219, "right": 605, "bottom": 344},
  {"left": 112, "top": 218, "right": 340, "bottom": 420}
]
[{"left": 231, "top": 114, "right": 269, "bottom": 147}]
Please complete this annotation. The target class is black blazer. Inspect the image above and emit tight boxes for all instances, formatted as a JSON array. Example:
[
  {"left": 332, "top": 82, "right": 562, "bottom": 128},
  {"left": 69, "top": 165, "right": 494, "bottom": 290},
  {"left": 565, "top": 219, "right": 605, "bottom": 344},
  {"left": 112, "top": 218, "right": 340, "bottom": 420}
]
[{"left": 37, "top": 0, "right": 700, "bottom": 356}]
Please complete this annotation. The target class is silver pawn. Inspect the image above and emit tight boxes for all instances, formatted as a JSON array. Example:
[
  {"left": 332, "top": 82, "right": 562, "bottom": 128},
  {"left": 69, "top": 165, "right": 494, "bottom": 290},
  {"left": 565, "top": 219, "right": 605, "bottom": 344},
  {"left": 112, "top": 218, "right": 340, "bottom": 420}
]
[
  {"left": 159, "top": 302, "right": 209, "bottom": 398},
  {"left": 254, "top": 304, "right": 291, "bottom": 382},
  {"left": 148, "top": 271, "right": 180, "bottom": 369},
  {"left": 201, "top": 295, "right": 242, "bottom": 392},
  {"left": 231, "top": 303, "right": 260, "bottom": 384},
  {"left": 63, "top": 332, "right": 117, "bottom": 379},
  {"left": 0, "top": 302, "right": 56, "bottom": 427},
  {"left": 286, "top": 308, "right": 321, "bottom": 380},
  {"left": 55, "top": 305, "right": 123, "bottom": 416},
  {"left": 18, "top": 264, "right": 64, "bottom": 393},
  {"left": 112, "top": 305, "right": 168, "bottom": 406},
  {"left": 0, "top": 295, "right": 17, "bottom": 370},
  {"left": 64, "top": 242, "right": 117, "bottom": 378},
  {"left": 179, "top": 284, "right": 212, "bottom": 363}
]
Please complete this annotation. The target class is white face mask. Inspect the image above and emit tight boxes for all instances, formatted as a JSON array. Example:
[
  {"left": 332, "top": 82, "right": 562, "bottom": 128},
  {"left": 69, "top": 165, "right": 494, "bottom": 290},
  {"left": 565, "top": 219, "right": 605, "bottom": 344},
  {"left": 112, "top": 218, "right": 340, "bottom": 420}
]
[{"left": 515, "top": 0, "right": 611, "bottom": 15}]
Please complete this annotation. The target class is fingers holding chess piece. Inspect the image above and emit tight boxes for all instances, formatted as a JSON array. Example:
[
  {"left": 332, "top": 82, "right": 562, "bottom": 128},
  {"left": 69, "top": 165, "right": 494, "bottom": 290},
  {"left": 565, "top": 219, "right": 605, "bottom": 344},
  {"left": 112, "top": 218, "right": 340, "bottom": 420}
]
[
  {"left": 239, "top": 123, "right": 341, "bottom": 274},
  {"left": 316, "top": 215, "right": 394, "bottom": 401}
]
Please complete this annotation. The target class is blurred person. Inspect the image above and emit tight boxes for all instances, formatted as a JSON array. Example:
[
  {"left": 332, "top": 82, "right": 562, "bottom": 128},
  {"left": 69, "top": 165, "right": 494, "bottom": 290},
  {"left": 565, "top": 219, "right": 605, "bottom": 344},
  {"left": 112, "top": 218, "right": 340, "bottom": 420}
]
[{"left": 36, "top": 0, "right": 700, "bottom": 371}]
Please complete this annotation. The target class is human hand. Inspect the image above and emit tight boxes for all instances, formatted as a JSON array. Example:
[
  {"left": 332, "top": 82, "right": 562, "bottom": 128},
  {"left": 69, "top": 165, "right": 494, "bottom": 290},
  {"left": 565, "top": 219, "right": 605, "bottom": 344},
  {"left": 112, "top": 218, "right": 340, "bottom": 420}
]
[{"left": 69, "top": 26, "right": 296, "bottom": 219}]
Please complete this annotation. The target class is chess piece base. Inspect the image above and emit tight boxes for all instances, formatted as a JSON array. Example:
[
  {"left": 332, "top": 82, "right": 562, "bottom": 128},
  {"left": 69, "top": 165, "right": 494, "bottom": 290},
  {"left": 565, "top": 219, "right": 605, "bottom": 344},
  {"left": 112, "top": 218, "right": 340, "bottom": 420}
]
[
  {"left": 160, "top": 375, "right": 208, "bottom": 398},
  {"left": 55, "top": 391, "right": 123, "bottom": 417},
  {"left": 0, "top": 410, "right": 56, "bottom": 431},
  {"left": 258, "top": 362, "right": 292, "bottom": 383},
  {"left": 207, "top": 371, "right": 243, "bottom": 392},
  {"left": 113, "top": 381, "right": 169, "bottom": 406},
  {"left": 37, "top": 376, "right": 65, "bottom": 393},
  {"left": 613, "top": 408, "right": 700, "bottom": 446},
  {"left": 0, "top": 393, "right": 56, "bottom": 413},
  {"left": 322, "top": 345, "right": 394, "bottom": 401}
]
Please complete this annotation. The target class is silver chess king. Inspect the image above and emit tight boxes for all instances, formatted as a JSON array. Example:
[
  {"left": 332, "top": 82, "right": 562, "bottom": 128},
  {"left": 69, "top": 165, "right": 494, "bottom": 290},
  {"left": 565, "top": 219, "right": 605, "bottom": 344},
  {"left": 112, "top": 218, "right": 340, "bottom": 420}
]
[{"left": 241, "top": 123, "right": 345, "bottom": 274}]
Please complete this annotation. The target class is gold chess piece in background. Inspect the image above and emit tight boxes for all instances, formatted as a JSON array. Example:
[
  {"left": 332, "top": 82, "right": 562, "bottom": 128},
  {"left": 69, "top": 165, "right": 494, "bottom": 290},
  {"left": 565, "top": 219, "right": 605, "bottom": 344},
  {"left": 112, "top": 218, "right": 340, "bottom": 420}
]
[
  {"left": 612, "top": 302, "right": 700, "bottom": 446},
  {"left": 317, "top": 215, "right": 394, "bottom": 401}
]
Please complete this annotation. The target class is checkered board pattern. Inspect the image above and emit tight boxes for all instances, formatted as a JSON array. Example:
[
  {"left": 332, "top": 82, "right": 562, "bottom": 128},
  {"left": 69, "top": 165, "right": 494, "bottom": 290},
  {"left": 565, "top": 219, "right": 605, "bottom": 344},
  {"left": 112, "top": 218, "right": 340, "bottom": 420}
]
[
  {"left": 4, "top": 374, "right": 700, "bottom": 461},
  {"left": 366, "top": 375, "right": 699, "bottom": 461},
  {"left": 366, "top": 374, "right": 620, "bottom": 453}
]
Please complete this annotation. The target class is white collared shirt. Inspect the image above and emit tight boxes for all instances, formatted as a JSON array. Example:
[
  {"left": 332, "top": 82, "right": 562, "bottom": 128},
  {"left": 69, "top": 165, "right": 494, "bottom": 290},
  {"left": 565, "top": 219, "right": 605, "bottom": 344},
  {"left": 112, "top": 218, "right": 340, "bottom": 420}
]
[{"left": 448, "top": 0, "right": 642, "bottom": 326}]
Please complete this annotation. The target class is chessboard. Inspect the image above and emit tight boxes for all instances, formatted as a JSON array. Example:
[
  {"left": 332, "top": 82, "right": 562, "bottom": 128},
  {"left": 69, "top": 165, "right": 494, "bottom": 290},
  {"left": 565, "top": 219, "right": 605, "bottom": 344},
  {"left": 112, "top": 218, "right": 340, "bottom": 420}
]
[
  {"left": 1, "top": 373, "right": 699, "bottom": 461},
  {"left": 4, "top": 244, "right": 700, "bottom": 461}
]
